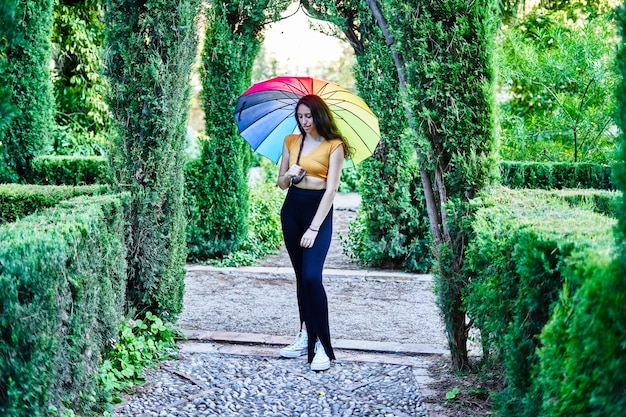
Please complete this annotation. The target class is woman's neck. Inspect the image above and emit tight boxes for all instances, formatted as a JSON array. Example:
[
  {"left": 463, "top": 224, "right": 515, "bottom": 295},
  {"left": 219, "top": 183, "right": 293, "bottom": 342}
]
[{"left": 306, "top": 132, "right": 324, "bottom": 142}]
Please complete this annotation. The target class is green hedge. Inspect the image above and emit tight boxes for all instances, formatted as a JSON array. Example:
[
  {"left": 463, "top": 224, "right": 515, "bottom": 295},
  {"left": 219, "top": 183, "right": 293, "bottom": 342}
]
[
  {"left": 0, "top": 193, "right": 128, "bottom": 417},
  {"left": 0, "top": 183, "right": 109, "bottom": 224},
  {"left": 186, "top": 159, "right": 284, "bottom": 264},
  {"left": 31, "top": 155, "right": 110, "bottom": 185},
  {"left": 500, "top": 161, "right": 615, "bottom": 190},
  {"left": 534, "top": 250, "right": 626, "bottom": 417},
  {"left": 464, "top": 187, "right": 616, "bottom": 416},
  {"left": 24, "top": 156, "right": 617, "bottom": 192}
]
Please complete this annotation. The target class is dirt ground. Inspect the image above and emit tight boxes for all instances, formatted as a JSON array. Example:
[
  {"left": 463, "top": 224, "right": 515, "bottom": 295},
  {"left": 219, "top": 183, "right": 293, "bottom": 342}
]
[{"left": 180, "top": 193, "right": 497, "bottom": 417}]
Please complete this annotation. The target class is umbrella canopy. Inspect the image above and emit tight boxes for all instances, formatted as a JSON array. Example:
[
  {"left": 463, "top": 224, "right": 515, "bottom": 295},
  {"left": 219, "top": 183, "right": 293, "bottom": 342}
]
[{"left": 234, "top": 76, "right": 380, "bottom": 169}]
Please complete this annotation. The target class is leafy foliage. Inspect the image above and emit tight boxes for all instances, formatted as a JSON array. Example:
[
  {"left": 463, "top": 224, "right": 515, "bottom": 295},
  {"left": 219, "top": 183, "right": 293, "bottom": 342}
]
[
  {"left": 499, "top": 0, "right": 619, "bottom": 22},
  {"left": 104, "top": 0, "right": 200, "bottom": 318},
  {"left": 186, "top": 156, "right": 284, "bottom": 265},
  {"left": 0, "top": 0, "right": 55, "bottom": 182},
  {"left": 51, "top": 0, "right": 109, "bottom": 156},
  {"left": 497, "top": 6, "right": 619, "bottom": 163},
  {"left": 99, "top": 312, "right": 179, "bottom": 404},
  {"left": 195, "top": 0, "right": 290, "bottom": 260},
  {"left": 499, "top": 161, "right": 615, "bottom": 189},
  {"left": 533, "top": 252, "right": 626, "bottom": 417},
  {"left": 352, "top": 6, "right": 433, "bottom": 273},
  {"left": 615, "top": 1, "right": 626, "bottom": 245},
  {"left": 0, "top": 0, "right": 18, "bottom": 138},
  {"left": 464, "top": 188, "right": 616, "bottom": 416},
  {"left": 30, "top": 155, "right": 110, "bottom": 186},
  {"left": 210, "top": 179, "right": 284, "bottom": 267},
  {"left": 515, "top": 5, "right": 626, "bottom": 416},
  {"left": 197, "top": 3, "right": 260, "bottom": 258},
  {"left": 0, "top": 183, "right": 108, "bottom": 224}
]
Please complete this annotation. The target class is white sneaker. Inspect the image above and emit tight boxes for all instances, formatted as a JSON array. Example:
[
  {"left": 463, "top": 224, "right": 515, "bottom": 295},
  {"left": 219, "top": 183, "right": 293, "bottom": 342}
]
[
  {"left": 279, "top": 330, "right": 308, "bottom": 358},
  {"left": 310, "top": 340, "right": 331, "bottom": 371}
]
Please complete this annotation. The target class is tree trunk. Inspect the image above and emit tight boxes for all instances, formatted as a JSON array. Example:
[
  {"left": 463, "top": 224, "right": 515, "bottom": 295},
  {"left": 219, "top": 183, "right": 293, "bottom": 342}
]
[
  {"left": 364, "top": 0, "right": 444, "bottom": 247},
  {"left": 365, "top": 0, "right": 470, "bottom": 370}
]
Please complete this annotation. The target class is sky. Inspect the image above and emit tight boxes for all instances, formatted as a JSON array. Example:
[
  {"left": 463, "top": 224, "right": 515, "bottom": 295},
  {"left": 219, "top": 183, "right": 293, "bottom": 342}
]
[{"left": 261, "top": 2, "right": 347, "bottom": 75}]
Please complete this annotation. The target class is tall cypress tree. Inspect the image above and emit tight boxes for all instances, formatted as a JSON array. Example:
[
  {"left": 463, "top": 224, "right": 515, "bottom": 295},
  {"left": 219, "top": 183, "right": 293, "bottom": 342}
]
[
  {"left": 366, "top": 0, "right": 500, "bottom": 370},
  {"left": 0, "top": 0, "right": 17, "bottom": 137},
  {"left": 0, "top": 0, "right": 55, "bottom": 183},
  {"left": 104, "top": 0, "right": 200, "bottom": 317},
  {"left": 190, "top": 1, "right": 287, "bottom": 260},
  {"left": 302, "top": 0, "right": 433, "bottom": 272}
]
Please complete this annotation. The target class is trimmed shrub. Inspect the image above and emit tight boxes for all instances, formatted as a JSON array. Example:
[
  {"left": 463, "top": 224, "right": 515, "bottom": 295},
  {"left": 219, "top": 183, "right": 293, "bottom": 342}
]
[
  {"left": 0, "top": 193, "right": 127, "bottom": 417},
  {"left": 197, "top": 4, "right": 256, "bottom": 259},
  {"left": 542, "top": 188, "right": 622, "bottom": 218},
  {"left": 31, "top": 155, "right": 110, "bottom": 185},
  {"left": 0, "top": 183, "right": 108, "bottom": 224},
  {"left": 185, "top": 154, "right": 249, "bottom": 261},
  {"left": 500, "top": 161, "right": 615, "bottom": 190},
  {"left": 196, "top": 1, "right": 285, "bottom": 260},
  {"left": 464, "top": 187, "right": 616, "bottom": 416},
  {"left": 186, "top": 159, "right": 283, "bottom": 264},
  {"left": 533, "top": 250, "right": 626, "bottom": 417}
]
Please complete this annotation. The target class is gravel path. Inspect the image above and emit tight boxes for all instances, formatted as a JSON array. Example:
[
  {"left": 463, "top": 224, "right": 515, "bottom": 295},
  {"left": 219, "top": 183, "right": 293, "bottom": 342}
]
[
  {"left": 116, "top": 193, "right": 447, "bottom": 417},
  {"left": 178, "top": 267, "right": 445, "bottom": 346}
]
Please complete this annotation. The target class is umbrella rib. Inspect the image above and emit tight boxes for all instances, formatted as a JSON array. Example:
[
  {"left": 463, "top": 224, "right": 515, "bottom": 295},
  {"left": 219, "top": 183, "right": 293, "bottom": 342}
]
[
  {"left": 332, "top": 112, "right": 380, "bottom": 153},
  {"left": 239, "top": 106, "right": 294, "bottom": 135}
]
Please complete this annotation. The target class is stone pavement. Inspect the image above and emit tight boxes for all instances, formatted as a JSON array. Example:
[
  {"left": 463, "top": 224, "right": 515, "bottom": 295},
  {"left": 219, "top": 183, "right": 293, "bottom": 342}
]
[{"left": 116, "top": 193, "right": 451, "bottom": 416}]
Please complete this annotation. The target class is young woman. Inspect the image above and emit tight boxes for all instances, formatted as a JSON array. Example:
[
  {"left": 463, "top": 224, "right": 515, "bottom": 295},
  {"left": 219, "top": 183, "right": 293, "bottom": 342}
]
[{"left": 276, "top": 94, "right": 350, "bottom": 371}]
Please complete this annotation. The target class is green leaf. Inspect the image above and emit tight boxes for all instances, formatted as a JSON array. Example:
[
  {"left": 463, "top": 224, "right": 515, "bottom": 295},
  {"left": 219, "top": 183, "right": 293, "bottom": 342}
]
[{"left": 446, "top": 387, "right": 460, "bottom": 400}]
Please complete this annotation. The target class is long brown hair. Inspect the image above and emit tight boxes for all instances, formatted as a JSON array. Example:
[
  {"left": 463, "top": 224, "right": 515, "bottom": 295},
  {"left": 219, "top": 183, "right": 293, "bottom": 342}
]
[{"left": 295, "top": 94, "right": 351, "bottom": 158}]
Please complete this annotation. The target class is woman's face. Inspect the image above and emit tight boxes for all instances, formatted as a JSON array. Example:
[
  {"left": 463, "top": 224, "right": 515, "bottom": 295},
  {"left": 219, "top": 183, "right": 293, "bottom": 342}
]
[{"left": 297, "top": 104, "right": 317, "bottom": 136}]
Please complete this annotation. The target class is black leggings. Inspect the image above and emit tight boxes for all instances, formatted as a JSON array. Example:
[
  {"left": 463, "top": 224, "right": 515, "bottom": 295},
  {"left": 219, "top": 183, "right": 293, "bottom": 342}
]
[{"left": 281, "top": 186, "right": 336, "bottom": 362}]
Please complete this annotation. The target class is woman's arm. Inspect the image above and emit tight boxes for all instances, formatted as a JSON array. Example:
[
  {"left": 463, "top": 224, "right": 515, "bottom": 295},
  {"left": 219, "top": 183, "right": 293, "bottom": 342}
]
[{"left": 300, "top": 145, "right": 344, "bottom": 248}]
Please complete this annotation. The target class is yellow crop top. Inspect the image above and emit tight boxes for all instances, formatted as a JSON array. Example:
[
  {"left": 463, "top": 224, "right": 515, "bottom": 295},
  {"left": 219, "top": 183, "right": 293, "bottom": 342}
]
[{"left": 285, "top": 134, "right": 343, "bottom": 181}]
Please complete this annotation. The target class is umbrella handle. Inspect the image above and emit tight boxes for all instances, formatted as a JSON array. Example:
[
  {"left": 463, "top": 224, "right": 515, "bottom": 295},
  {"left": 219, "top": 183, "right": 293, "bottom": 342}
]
[
  {"left": 295, "top": 135, "right": 304, "bottom": 166},
  {"left": 290, "top": 135, "right": 306, "bottom": 185}
]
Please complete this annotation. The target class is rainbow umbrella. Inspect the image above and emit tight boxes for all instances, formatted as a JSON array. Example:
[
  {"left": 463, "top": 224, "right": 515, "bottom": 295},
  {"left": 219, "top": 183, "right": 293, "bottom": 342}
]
[{"left": 234, "top": 76, "right": 380, "bottom": 169}]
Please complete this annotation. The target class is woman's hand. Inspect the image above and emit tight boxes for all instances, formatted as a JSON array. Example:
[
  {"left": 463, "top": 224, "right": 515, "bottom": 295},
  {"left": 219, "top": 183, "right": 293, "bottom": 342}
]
[
  {"left": 285, "top": 164, "right": 303, "bottom": 180},
  {"left": 300, "top": 227, "right": 318, "bottom": 248}
]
